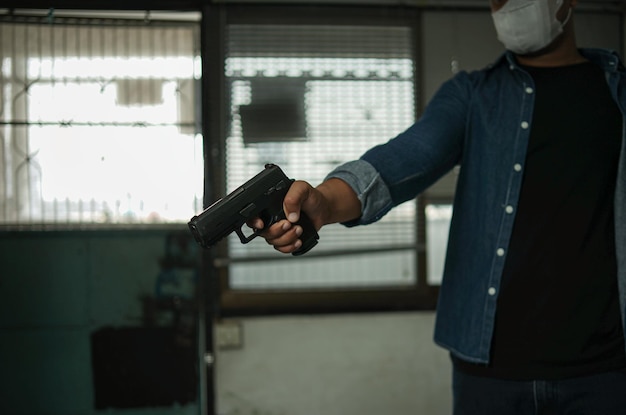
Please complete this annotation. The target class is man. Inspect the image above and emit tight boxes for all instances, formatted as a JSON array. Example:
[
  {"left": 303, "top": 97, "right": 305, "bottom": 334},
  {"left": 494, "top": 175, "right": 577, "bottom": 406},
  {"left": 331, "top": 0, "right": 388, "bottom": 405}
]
[{"left": 251, "top": 0, "right": 626, "bottom": 413}]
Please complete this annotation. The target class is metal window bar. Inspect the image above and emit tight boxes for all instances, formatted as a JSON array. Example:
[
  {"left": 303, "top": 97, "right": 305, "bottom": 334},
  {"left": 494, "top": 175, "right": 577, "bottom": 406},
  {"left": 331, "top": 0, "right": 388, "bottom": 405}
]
[{"left": 0, "top": 17, "right": 202, "bottom": 227}]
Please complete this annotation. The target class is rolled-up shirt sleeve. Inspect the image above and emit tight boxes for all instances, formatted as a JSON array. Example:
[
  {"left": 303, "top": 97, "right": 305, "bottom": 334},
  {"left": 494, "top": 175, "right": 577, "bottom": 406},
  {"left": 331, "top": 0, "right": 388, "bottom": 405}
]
[
  {"left": 324, "top": 159, "right": 393, "bottom": 227},
  {"left": 324, "top": 70, "right": 469, "bottom": 228}
]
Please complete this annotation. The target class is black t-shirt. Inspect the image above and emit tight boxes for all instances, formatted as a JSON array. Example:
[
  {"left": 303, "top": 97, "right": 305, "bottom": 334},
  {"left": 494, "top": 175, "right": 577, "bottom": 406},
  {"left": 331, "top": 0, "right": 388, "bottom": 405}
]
[{"left": 455, "top": 61, "right": 625, "bottom": 380}]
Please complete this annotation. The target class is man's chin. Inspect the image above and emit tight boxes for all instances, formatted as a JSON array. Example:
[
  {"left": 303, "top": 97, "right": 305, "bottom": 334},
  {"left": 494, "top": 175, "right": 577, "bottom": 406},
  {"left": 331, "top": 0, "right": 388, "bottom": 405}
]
[{"left": 513, "top": 34, "right": 564, "bottom": 58}]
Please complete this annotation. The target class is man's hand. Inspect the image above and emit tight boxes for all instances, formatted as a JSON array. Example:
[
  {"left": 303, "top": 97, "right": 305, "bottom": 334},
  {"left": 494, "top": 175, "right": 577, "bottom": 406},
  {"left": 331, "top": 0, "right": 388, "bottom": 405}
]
[{"left": 249, "top": 178, "right": 361, "bottom": 254}]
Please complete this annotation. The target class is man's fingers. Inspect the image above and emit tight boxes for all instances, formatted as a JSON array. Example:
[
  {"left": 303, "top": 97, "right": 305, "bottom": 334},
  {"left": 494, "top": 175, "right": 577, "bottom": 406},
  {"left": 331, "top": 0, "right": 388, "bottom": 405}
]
[
  {"left": 264, "top": 221, "right": 302, "bottom": 253},
  {"left": 273, "top": 238, "right": 303, "bottom": 254},
  {"left": 246, "top": 180, "right": 316, "bottom": 255},
  {"left": 248, "top": 218, "right": 264, "bottom": 230}
]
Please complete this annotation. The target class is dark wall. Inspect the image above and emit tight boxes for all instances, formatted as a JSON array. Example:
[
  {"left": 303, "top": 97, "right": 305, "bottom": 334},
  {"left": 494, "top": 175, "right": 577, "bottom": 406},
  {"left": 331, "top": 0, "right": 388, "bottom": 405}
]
[{"left": 0, "top": 229, "right": 200, "bottom": 414}]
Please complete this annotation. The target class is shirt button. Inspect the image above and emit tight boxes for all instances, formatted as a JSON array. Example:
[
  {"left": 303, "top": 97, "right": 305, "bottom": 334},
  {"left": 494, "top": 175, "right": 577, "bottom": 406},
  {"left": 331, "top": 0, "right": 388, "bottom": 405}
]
[
  {"left": 497, "top": 248, "right": 505, "bottom": 256},
  {"left": 514, "top": 163, "right": 522, "bottom": 172},
  {"left": 505, "top": 205, "right": 514, "bottom": 214},
  {"left": 488, "top": 287, "right": 497, "bottom": 296},
  {"left": 521, "top": 121, "right": 529, "bottom": 129},
  {"left": 525, "top": 87, "right": 534, "bottom": 94}
]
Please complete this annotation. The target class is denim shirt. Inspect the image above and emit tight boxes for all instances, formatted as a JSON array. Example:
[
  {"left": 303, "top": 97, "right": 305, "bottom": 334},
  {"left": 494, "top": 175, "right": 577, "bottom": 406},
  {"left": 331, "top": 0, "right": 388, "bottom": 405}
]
[{"left": 327, "top": 48, "right": 626, "bottom": 364}]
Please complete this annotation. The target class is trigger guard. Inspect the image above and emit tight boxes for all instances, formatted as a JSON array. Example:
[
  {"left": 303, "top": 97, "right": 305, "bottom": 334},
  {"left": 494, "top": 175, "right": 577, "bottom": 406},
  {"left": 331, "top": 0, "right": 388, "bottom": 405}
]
[{"left": 236, "top": 227, "right": 257, "bottom": 244}]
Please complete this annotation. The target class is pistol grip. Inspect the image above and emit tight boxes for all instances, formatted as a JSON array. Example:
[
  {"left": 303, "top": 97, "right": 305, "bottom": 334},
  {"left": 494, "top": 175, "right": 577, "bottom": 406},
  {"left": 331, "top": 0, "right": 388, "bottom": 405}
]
[{"left": 292, "top": 211, "right": 319, "bottom": 256}]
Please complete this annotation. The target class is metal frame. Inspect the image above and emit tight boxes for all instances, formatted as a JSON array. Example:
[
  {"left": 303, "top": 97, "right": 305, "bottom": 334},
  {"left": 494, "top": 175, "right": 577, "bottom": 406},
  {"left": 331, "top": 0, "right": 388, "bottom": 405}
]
[{"left": 208, "top": 3, "right": 439, "bottom": 317}]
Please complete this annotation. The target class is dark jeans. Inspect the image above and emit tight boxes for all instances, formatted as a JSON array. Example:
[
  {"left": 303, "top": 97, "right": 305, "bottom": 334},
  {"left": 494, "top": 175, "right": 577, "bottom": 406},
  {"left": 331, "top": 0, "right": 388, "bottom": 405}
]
[{"left": 452, "top": 366, "right": 626, "bottom": 415}]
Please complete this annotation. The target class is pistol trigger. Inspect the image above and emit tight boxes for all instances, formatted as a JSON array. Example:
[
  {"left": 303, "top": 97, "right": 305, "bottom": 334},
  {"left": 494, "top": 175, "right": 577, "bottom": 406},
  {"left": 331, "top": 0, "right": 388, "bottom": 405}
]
[
  {"left": 235, "top": 226, "right": 257, "bottom": 244},
  {"left": 271, "top": 210, "right": 286, "bottom": 226}
]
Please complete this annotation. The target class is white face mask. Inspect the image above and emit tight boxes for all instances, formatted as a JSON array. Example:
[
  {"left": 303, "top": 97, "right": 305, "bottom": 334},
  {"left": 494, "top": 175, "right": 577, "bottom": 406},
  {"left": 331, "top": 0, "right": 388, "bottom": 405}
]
[{"left": 491, "top": 0, "right": 572, "bottom": 55}]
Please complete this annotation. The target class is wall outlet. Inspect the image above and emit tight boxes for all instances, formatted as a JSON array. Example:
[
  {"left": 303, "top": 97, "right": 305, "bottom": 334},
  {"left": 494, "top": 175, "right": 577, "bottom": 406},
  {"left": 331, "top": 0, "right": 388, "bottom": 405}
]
[{"left": 215, "top": 321, "right": 243, "bottom": 350}]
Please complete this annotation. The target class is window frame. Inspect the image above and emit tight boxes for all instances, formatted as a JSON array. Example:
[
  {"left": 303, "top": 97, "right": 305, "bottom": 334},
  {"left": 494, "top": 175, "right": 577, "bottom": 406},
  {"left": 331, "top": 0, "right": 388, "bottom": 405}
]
[
  {"left": 202, "top": 4, "right": 441, "bottom": 317},
  {"left": 0, "top": 12, "right": 203, "bottom": 229}
]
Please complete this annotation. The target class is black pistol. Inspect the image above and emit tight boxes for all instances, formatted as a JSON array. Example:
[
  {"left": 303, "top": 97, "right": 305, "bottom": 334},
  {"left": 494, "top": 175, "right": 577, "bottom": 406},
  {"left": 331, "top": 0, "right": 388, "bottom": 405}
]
[{"left": 188, "top": 164, "right": 319, "bottom": 256}]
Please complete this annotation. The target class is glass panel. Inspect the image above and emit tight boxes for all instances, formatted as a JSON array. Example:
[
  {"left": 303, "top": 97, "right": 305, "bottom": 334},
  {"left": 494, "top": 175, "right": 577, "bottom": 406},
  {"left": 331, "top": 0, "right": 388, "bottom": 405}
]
[
  {"left": 225, "top": 24, "right": 417, "bottom": 289},
  {"left": 0, "top": 23, "right": 202, "bottom": 225},
  {"left": 425, "top": 204, "right": 452, "bottom": 286}
]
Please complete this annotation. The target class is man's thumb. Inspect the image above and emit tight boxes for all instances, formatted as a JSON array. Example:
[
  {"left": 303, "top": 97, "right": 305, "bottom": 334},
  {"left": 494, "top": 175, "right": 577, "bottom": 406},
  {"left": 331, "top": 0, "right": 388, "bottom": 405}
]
[{"left": 283, "top": 181, "right": 310, "bottom": 223}]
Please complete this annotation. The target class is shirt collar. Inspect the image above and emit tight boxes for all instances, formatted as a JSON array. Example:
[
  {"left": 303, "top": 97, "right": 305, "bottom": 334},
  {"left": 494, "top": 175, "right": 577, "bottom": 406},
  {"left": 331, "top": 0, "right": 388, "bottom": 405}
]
[{"left": 493, "top": 48, "right": 624, "bottom": 73}]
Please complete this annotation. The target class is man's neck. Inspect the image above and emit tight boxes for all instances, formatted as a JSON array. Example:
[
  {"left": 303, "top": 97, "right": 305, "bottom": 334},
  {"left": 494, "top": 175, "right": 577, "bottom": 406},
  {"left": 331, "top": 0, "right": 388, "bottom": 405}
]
[
  {"left": 515, "top": 26, "right": 586, "bottom": 68},
  {"left": 516, "top": 48, "right": 586, "bottom": 68}
]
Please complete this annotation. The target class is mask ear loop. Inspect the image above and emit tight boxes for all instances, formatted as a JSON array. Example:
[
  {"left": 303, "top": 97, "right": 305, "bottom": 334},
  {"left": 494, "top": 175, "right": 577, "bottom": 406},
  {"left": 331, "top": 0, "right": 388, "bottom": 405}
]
[{"left": 559, "top": 7, "right": 573, "bottom": 28}]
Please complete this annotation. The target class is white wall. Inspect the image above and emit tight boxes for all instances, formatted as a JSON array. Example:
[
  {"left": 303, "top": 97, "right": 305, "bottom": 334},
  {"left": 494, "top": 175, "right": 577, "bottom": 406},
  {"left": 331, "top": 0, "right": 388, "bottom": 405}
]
[
  {"left": 216, "top": 313, "right": 450, "bottom": 415},
  {"left": 214, "top": 8, "right": 624, "bottom": 415}
]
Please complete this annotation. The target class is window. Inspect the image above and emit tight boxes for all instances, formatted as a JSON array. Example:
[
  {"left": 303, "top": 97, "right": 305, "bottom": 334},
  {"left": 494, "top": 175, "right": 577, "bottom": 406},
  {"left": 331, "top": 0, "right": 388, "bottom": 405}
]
[
  {"left": 210, "top": 6, "right": 439, "bottom": 314},
  {"left": 226, "top": 25, "right": 416, "bottom": 289},
  {"left": 0, "top": 15, "right": 202, "bottom": 226}
]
